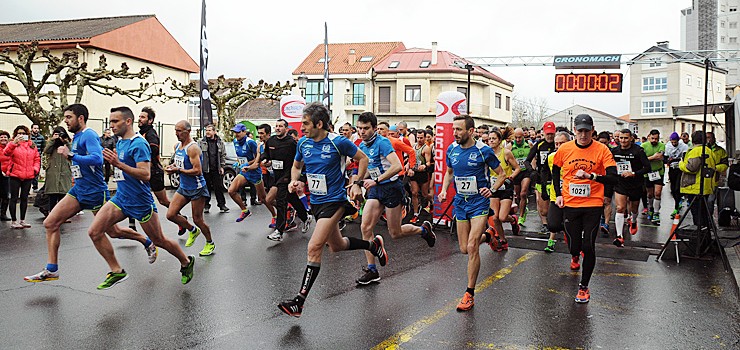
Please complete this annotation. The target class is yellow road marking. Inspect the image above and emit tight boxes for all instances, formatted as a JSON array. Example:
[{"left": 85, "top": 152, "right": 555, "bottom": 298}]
[{"left": 372, "top": 252, "right": 537, "bottom": 350}]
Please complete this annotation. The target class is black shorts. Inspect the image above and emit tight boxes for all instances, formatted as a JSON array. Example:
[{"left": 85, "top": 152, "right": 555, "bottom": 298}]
[
  {"left": 409, "top": 170, "right": 429, "bottom": 184},
  {"left": 491, "top": 182, "right": 515, "bottom": 200},
  {"left": 604, "top": 184, "right": 614, "bottom": 198},
  {"left": 615, "top": 184, "right": 644, "bottom": 202},
  {"left": 367, "top": 180, "right": 404, "bottom": 208},
  {"left": 547, "top": 201, "right": 564, "bottom": 233},
  {"left": 150, "top": 170, "right": 165, "bottom": 192},
  {"left": 311, "top": 200, "right": 357, "bottom": 220},
  {"left": 263, "top": 172, "right": 275, "bottom": 190},
  {"left": 645, "top": 175, "right": 664, "bottom": 187},
  {"left": 513, "top": 170, "right": 530, "bottom": 186}
]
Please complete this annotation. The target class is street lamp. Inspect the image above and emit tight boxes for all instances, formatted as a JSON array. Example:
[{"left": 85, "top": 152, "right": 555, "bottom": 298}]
[{"left": 297, "top": 71, "right": 308, "bottom": 97}]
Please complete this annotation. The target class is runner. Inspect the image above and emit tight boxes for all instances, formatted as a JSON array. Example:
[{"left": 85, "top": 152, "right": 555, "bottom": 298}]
[
  {"left": 86, "top": 107, "right": 194, "bottom": 289},
  {"left": 24, "top": 104, "right": 157, "bottom": 283},
  {"left": 664, "top": 132, "right": 688, "bottom": 215},
  {"left": 438, "top": 114, "right": 506, "bottom": 312},
  {"left": 510, "top": 128, "right": 531, "bottom": 226},
  {"left": 543, "top": 131, "right": 570, "bottom": 252},
  {"left": 641, "top": 129, "right": 666, "bottom": 225},
  {"left": 597, "top": 132, "right": 614, "bottom": 236},
  {"left": 610, "top": 129, "right": 651, "bottom": 247},
  {"left": 552, "top": 114, "right": 617, "bottom": 303},
  {"left": 257, "top": 124, "right": 278, "bottom": 228},
  {"left": 524, "top": 121, "right": 557, "bottom": 234},
  {"left": 163, "top": 120, "right": 215, "bottom": 256},
  {"left": 485, "top": 126, "right": 521, "bottom": 248},
  {"left": 354, "top": 112, "right": 435, "bottom": 285},
  {"left": 227, "top": 123, "right": 277, "bottom": 223},
  {"left": 409, "top": 129, "right": 433, "bottom": 223},
  {"left": 277, "top": 103, "right": 388, "bottom": 317},
  {"left": 263, "top": 119, "right": 312, "bottom": 242}
]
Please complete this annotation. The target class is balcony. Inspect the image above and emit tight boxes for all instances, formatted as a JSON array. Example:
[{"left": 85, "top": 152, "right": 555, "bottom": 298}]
[{"left": 344, "top": 94, "right": 366, "bottom": 106}]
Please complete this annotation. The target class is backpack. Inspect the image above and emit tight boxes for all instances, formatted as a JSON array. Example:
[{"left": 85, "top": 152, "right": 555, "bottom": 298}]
[{"left": 728, "top": 163, "right": 740, "bottom": 191}]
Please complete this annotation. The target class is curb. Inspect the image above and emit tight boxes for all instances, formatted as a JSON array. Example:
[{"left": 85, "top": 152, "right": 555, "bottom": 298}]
[{"left": 726, "top": 245, "right": 740, "bottom": 299}]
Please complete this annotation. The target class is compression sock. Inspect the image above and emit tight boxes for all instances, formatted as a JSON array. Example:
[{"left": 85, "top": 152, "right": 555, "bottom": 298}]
[
  {"left": 346, "top": 236, "right": 371, "bottom": 251},
  {"left": 615, "top": 213, "right": 625, "bottom": 237},
  {"left": 299, "top": 262, "right": 321, "bottom": 299},
  {"left": 653, "top": 199, "right": 661, "bottom": 216},
  {"left": 466, "top": 287, "right": 475, "bottom": 296}
]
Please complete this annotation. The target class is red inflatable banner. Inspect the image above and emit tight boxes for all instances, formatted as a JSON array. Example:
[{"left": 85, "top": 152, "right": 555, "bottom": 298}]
[
  {"left": 280, "top": 95, "right": 306, "bottom": 136},
  {"left": 433, "top": 91, "right": 467, "bottom": 225}
]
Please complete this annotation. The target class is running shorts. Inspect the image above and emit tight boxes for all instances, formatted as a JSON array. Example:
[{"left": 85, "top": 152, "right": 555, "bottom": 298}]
[
  {"left": 109, "top": 196, "right": 157, "bottom": 223},
  {"left": 176, "top": 186, "right": 210, "bottom": 201},
  {"left": 453, "top": 195, "right": 489, "bottom": 221},
  {"left": 67, "top": 186, "right": 109, "bottom": 211}
]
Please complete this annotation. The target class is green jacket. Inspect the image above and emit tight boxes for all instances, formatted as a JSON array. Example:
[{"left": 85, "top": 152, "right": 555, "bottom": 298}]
[
  {"left": 679, "top": 145, "right": 716, "bottom": 195},
  {"left": 44, "top": 141, "right": 73, "bottom": 195}
]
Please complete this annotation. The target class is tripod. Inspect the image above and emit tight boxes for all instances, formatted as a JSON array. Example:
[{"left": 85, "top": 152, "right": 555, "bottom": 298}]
[{"left": 433, "top": 199, "right": 456, "bottom": 235}]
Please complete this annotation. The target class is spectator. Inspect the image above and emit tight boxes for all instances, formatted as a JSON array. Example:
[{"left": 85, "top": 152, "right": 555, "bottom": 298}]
[
  {"left": 43, "top": 126, "right": 73, "bottom": 213},
  {"left": 679, "top": 130, "right": 716, "bottom": 230},
  {"left": 199, "top": 123, "right": 229, "bottom": 213},
  {"left": 100, "top": 128, "right": 117, "bottom": 183},
  {"left": 0, "top": 130, "right": 10, "bottom": 221},
  {"left": 4, "top": 125, "right": 41, "bottom": 228},
  {"left": 680, "top": 132, "right": 692, "bottom": 147},
  {"left": 29, "top": 124, "right": 45, "bottom": 191}
]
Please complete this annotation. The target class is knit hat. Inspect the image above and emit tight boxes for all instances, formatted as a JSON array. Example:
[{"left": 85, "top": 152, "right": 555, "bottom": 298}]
[{"left": 669, "top": 132, "right": 679, "bottom": 141}]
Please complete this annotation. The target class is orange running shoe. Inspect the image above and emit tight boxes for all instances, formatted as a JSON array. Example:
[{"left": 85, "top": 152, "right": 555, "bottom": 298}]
[
  {"left": 485, "top": 227, "right": 498, "bottom": 251},
  {"left": 456, "top": 292, "right": 474, "bottom": 311},
  {"left": 499, "top": 239, "right": 509, "bottom": 251},
  {"left": 410, "top": 215, "right": 419, "bottom": 223},
  {"left": 629, "top": 218, "right": 638, "bottom": 235},
  {"left": 570, "top": 256, "right": 581, "bottom": 270},
  {"left": 575, "top": 286, "right": 590, "bottom": 303}
]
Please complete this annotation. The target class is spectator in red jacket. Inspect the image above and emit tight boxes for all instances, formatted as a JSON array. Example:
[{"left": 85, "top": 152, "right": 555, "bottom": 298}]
[
  {"left": 0, "top": 130, "right": 10, "bottom": 221},
  {"left": 4, "top": 125, "right": 41, "bottom": 229}
]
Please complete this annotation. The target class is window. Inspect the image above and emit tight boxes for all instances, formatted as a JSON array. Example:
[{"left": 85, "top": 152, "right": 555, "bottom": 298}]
[
  {"left": 697, "top": 77, "right": 702, "bottom": 87},
  {"left": 359, "top": 56, "right": 373, "bottom": 62},
  {"left": 686, "top": 74, "right": 692, "bottom": 85},
  {"left": 352, "top": 83, "right": 365, "bottom": 105},
  {"left": 642, "top": 99, "right": 667, "bottom": 114},
  {"left": 731, "top": 6, "right": 738, "bottom": 12},
  {"left": 388, "top": 61, "right": 400, "bottom": 68},
  {"left": 642, "top": 76, "right": 667, "bottom": 92},
  {"left": 457, "top": 87, "right": 468, "bottom": 96},
  {"left": 506, "top": 96, "right": 511, "bottom": 111},
  {"left": 722, "top": 36, "right": 726, "bottom": 43},
  {"left": 495, "top": 93, "right": 502, "bottom": 109},
  {"left": 649, "top": 61, "right": 662, "bottom": 68},
  {"left": 305, "top": 80, "right": 333, "bottom": 104},
  {"left": 721, "top": 21, "right": 726, "bottom": 28},
  {"left": 419, "top": 60, "right": 431, "bottom": 68},
  {"left": 405, "top": 85, "right": 421, "bottom": 101},
  {"left": 731, "top": 37, "right": 738, "bottom": 44},
  {"left": 317, "top": 57, "right": 331, "bottom": 63},
  {"left": 731, "top": 22, "right": 738, "bottom": 29}
]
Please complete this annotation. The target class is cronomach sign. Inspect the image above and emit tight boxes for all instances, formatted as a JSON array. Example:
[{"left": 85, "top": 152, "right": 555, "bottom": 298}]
[{"left": 553, "top": 54, "right": 621, "bottom": 69}]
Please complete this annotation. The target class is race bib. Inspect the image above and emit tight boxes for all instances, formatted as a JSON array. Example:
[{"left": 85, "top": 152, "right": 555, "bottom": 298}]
[
  {"left": 113, "top": 167, "right": 125, "bottom": 182},
  {"left": 455, "top": 176, "right": 478, "bottom": 195},
  {"left": 648, "top": 171, "right": 660, "bottom": 181},
  {"left": 517, "top": 158, "right": 527, "bottom": 169},
  {"left": 616, "top": 161, "right": 632, "bottom": 175},
  {"left": 539, "top": 151, "right": 549, "bottom": 165},
  {"left": 272, "top": 160, "right": 283, "bottom": 170},
  {"left": 369, "top": 167, "right": 382, "bottom": 181},
  {"left": 237, "top": 157, "right": 248, "bottom": 166},
  {"left": 71, "top": 165, "right": 82, "bottom": 179},
  {"left": 569, "top": 183, "right": 591, "bottom": 197},
  {"left": 307, "top": 173, "right": 327, "bottom": 195},
  {"left": 173, "top": 154, "right": 185, "bottom": 169},
  {"left": 490, "top": 176, "right": 503, "bottom": 191}
]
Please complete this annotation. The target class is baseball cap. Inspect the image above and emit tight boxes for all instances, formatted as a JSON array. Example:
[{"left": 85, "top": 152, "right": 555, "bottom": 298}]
[
  {"left": 670, "top": 132, "right": 679, "bottom": 141},
  {"left": 542, "top": 121, "right": 556, "bottom": 134},
  {"left": 573, "top": 114, "right": 594, "bottom": 131},
  {"left": 389, "top": 125, "right": 398, "bottom": 132},
  {"left": 231, "top": 123, "right": 247, "bottom": 132}
]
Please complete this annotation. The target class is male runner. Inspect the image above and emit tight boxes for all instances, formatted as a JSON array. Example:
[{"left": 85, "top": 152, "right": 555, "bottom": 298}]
[
  {"left": 438, "top": 115, "right": 506, "bottom": 312},
  {"left": 511, "top": 128, "right": 531, "bottom": 226},
  {"left": 409, "top": 129, "right": 433, "bottom": 223},
  {"left": 257, "top": 124, "right": 277, "bottom": 228},
  {"left": 24, "top": 104, "right": 157, "bottom": 283},
  {"left": 611, "top": 129, "right": 651, "bottom": 247},
  {"left": 87, "top": 107, "right": 194, "bottom": 289},
  {"left": 525, "top": 121, "right": 556, "bottom": 233},
  {"left": 543, "top": 131, "right": 570, "bottom": 252},
  {"left": 277, "top": 103, "right": 387, "bottom": 318},
  {"left": 665, "top": 132, "right": 688, "bottom": 215},
  {"left": 164, "top": 121, "right": 215, "bottom": 256},
  {"left": 354, "top": 112, "right": 435, "bottom": 285},
  {"left": 227, "top": 123, "right": 276, "bottom": 222},
  {"left": 597, "top": 133, "right": 614, "bottom": 235},
  {"left": 641, "top": 129, "right": 665, "bottom": 225},
  {"left": 263, "top": 119, "right": 312, "bottom": 242}
]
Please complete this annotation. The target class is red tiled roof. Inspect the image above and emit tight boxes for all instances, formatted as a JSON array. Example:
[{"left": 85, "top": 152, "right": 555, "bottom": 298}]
[
  {"left": 618, "top": 114, "right": 631, "bottom": 122},
  {"left": 292, "top": 42, "right": 405, "bottom": 75},
  {"left": 374, "top": 48, "right": 513, "bottom": 87}
]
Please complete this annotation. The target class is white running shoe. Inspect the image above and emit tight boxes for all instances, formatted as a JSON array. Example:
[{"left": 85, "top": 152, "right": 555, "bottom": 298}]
[
  {"left": 145, "top": 244, "right": 158, "bottom": 264},
  {"left": 301, "top": 216, "right": 313, "bottom": 234},
  {"left": 24, "top": 269, "right": 59, "bottom": 282},
  {"left": 267, "top": 230, "right": 284, "bottom": 242}
]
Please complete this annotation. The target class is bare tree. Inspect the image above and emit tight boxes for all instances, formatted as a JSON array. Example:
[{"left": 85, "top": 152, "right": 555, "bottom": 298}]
[
  {"left": 0, "top": 41, "right": 170, "bottom": 136},
  {"left": 511, "top": 95, "right": 550, "bottom": 129}
]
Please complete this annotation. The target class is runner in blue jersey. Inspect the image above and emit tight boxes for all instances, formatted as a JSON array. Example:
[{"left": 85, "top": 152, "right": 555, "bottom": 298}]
[
  {"left": 353, "top": 112, "right": 435, "bottom": 285},
  {"left": 438, "top": 115, "right": 506, "bottom": 312},
  {"left": 277, "top": 102, "right": 388, "bottom": 318},
  {"left": 24, "top": 104, "right": 156, "bottom": 284},
  {"left": 87, "top": 107, "right": 194, "bottom": 290},
  {"left": 227, "top": 123, "right": 277, "bottom": 223},
  {"left": 164, "top": 120, "right": 214, "bottom": 256}
]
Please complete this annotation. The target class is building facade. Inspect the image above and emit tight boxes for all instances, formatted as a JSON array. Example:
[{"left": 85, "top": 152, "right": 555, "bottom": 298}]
[
  {"left": 681, "top": 0, "right": 740, "bottom": 85},
  {"left": 544, "top": 105, "right": 631, "bottom": 134}
]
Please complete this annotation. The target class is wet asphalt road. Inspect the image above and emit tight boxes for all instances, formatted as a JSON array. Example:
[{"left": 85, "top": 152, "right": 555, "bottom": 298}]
[{"left": 0, "top": 190, "right": 738, "bottom": 349}]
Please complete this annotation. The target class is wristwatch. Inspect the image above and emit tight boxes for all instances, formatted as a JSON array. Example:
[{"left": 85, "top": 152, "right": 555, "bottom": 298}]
[
  {"left": 354, "top": 180, "right": 364, "bottom": 186},
  {"left": 67, "top": 152, "right": 75, "bottom": 160}
]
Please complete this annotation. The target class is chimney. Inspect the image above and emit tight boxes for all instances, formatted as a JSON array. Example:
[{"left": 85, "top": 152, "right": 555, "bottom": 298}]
[
  {"left": 431, "top": 42, "right": 438, "bottom": 65},
  {"left": 348, "top": 49, "right": 356, "bottom": 65},
  {"left": 656, "top": 41, "right": 669, "bottom": 48}
]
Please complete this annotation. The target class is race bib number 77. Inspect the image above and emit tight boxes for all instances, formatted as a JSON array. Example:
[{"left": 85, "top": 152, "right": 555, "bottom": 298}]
[{"left": 306, "top": 173, "right": 328, "bottom": 195}]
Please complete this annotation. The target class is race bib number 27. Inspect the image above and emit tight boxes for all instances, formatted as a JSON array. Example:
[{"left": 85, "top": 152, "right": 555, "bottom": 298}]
[{"left": 455, "top": 176, "right": 478, "bottom": 195}]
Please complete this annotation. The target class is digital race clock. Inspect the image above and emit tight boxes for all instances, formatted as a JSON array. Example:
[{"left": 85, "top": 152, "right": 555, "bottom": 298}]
[{"left": 554, "top": 73, "right": 623, "bottom": 93}]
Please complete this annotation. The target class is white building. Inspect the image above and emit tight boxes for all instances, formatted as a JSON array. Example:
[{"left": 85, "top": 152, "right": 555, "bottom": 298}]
[
  {"left": 681, "top": 0, "right": 740, "bottom": 85},
  {"left": 544, "top": 104, "right": 631, "bottom": 134}
]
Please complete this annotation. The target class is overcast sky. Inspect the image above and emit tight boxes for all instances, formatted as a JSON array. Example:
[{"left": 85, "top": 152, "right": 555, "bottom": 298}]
[{"left": 3, "top": 0, "right": 692, "bottom": 117}]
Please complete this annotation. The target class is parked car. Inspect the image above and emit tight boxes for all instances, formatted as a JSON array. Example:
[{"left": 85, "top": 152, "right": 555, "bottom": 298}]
[{"left": 168, "top": 142, "right": 240, "bottom": 190}]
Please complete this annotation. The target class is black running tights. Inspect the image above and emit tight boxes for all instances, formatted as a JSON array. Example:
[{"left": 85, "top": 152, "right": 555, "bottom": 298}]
[
  {"left": 563, "top": 206, "right": 601, "bottom": 287},
  {"left": 9, "top": 177, "right": 32, "bottom": 221}
]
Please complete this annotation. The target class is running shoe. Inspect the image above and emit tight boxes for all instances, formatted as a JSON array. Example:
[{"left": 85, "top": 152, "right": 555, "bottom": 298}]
[
  {"left": 410, "top": 215, "right": 419, "bottom": 224},
  {"left": 301, "top": 216, "right": 313, "bottom": 234},
  {"left": 338, "top": 219, "right": 347, "bottom": 231},
  {"left": 575, "top": 286, "right": 590, "bottom": 303},
  {"left": 629, "top": 218, "right": 638, "bottom": 235},
  {"left": 485, "top": 227, "right": 499, "bottom": 251},
  {"left": 145, "top": 243, "right": 158, "bottom": 264},
  {"left": 510, "top": 215, "right": 520, "bottom": 236},
  {"left": 20, "top": 220, "right": 31, "bottom": 228},
  {"left": 286, "top": 222, "right": 298, "bottom": 232},
  {"left": 278, "top": 296, "right": 304, "bottom": 318},
  {"left": 236, "top": 209, "right": 252, "bottom": 222},
  {"left": 600, "top": 223, "right": 609, "bottom": 236},
  {"left": 423, "top": 204, "right": 431, "bottom": 213},
  {"left": 177, "top": 215, "right": 188, "bottom": 236},
  {"left": 24, "top": 269, "right": 59, "bottom": 282},
  {"left": 646, "top": 211, "right": 653, "bottom": 221},
  {"left": 185, "top": 226, "right": 201, "bottom": 247},
  {"left": 267, "top": 230, "right": 284, "bottom": 242},
  {"left": 355, "top": 267, "right": 380, "bottom": 285},
  {"left": 372, "top": 235, "right": 388, "bottom": 266},
  {"left": 499, "top": 240, "right": 509, "bottom": 251},
  {"left": 670, "top": 209, "right": 679, "bottom": 217},
  {"left": 540, "top": 224, "right": 549, "bottom": 235},
  {"left": 11, "top": 221, "right": 23, "bottom": 229},
  {"left": 97, "top": 270, "right": 128, "bottom": 290},
  {"left": 180, "top": 256, "right": 195, "bottom": 284},
  {"left": 517, "top": 212, "right": 526, "bottom": 226},
  {"left": 570, "top": 256, "right": 581, "bottom": 271},
  {"left": 269, "top": 217, "right": 276, "bottom": 229},
  {"left": 651, "top": 216, "right": 661, "bottom": 226},
  {"left": 641, "top": 208, "right": 648, "bottom": 215},
  {"left": 613, "top": 236, "right": 625, "bottom": 248},
  {"left": 204, "top": 205, "right": 210, "bottom": 213},
  {"left": 420, "top": 221, "right": 436, "bottom": 247},
  {"left": 219, "top": 206, "right": 230, "bottom": 213},
  {"left": 456, "top": 292, "right": 474, "bottom": 312},
  {"left": 199, "top": 242, "right": 215, "bottom": 256},
  {"left": 544, "top": 239, "right": 556, "bottom": 253}
]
